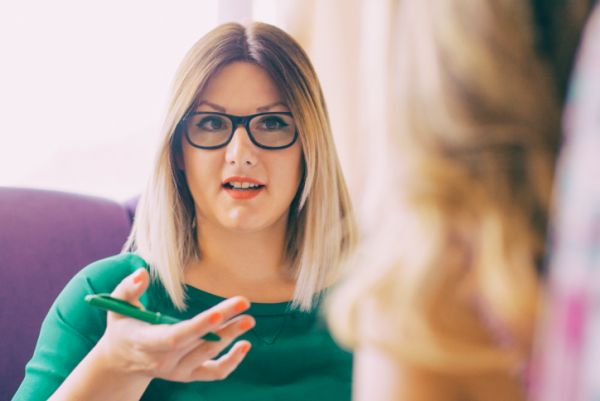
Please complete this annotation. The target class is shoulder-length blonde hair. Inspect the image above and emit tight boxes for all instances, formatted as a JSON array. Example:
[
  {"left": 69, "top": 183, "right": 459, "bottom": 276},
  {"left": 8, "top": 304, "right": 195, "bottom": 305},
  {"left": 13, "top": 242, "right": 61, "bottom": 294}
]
[
  {"left": 329, "top": 0, "right": 579, "bottom": 374},
  {"left": 125, "top": 22, "right": 356, "bottom": 311}
]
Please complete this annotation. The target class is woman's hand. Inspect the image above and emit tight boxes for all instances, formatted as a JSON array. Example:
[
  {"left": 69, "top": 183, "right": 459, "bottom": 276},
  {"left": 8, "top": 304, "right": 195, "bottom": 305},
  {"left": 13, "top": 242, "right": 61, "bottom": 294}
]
[{"left": 94, "top": 268, "right": 255, "bottom": 383}]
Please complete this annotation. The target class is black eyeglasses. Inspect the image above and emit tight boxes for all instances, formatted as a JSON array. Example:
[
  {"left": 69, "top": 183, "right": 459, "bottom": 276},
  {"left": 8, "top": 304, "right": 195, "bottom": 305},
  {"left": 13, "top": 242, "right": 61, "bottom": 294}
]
[{"left": 180, "top": 111, "right": 298, "bottom": 150}]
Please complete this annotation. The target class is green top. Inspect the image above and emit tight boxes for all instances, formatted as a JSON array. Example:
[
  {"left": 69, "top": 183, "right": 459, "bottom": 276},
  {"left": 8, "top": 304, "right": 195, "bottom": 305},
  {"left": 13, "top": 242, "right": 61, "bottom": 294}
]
[{"left": 12, "top": 253, "right": 352, "bottom": 401}]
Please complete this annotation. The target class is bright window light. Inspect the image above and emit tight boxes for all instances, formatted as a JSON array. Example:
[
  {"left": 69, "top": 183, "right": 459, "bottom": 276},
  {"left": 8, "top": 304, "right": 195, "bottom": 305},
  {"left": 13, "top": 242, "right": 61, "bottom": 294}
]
[{"left": 0, "top": 0, "right": 218, "bottom": 201}]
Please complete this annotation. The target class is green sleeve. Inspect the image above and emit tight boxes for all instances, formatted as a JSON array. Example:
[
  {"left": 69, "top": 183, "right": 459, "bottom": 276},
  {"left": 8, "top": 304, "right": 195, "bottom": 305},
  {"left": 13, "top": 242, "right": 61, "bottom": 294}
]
[{"left": 11, "top": 254, "right": 144, "bottom": 401}]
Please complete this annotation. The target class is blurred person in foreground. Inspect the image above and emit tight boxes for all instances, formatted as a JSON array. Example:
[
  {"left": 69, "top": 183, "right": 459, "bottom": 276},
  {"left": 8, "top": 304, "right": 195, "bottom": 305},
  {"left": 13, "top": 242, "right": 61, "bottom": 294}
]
[{"left": 327, "top": 1, "right": 592, "bottom": 400}]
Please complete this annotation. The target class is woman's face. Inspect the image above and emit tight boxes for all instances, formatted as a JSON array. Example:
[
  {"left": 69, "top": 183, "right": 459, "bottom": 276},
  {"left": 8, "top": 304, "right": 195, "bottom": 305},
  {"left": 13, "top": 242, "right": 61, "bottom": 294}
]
[{"left": 181, "top": 62, "right": 303, "bottom": 233}]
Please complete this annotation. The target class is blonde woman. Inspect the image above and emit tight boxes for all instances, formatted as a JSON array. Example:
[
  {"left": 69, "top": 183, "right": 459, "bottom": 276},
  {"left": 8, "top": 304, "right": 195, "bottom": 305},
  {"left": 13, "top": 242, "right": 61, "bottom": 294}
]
[
  {"left": 13, "top": 22, "right": 356, "bottom": 401},
  {"left": 328, "top": 1, "right": 589, "bottom": 400}
]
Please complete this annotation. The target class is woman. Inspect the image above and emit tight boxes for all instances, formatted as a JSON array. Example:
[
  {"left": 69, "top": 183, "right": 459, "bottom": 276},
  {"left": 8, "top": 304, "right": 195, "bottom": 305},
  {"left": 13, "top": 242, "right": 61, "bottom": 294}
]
[
  {"left": 328, "top": 1, "right": 590, "bottom": 400},
  {"left": 13, "top": 22, "right": 356, "bottom": 401}
]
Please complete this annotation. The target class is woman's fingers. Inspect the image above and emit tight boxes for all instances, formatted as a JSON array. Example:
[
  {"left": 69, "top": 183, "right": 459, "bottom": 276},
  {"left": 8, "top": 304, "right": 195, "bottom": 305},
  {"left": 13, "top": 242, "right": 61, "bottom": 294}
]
[
  {"left": 136, "top": 296, "right": 252, "bottom": 351},
  {"left": 110, "top": 268, "right": 149, "bottom": 310},
  {"left": 165, "top": 296, "right": 251, "bottom": 347},
  {"left": 213, "top": 314, "right": 255, "bottom": 344},
  {"left": 190, "top": 296, "right": 251, "bottom": 328},
  {"left": 177, "top": 315, "right": 255, "bottom": 369},
  {"left": 190, "top": 340, "right": 252, "bottom": 381}
]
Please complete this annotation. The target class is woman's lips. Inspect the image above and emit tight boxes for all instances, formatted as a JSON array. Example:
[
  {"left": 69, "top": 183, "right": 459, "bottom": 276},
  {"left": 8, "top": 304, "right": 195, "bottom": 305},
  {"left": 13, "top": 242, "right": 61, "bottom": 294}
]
[
  {"left": 222, "top": 176, "right": 265, "bottom": 186},
  {"left": 222, "top": 176, "right": 266, "bottom": 200},
  {"left": 223, "top": 186, "right": 264, "bottom": 200}
]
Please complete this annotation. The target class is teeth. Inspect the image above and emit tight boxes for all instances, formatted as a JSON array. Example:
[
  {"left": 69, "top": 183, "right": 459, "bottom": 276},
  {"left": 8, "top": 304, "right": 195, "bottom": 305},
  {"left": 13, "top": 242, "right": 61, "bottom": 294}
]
[{"left": 227, "top": 181, "right": 261, "bottom": 189}]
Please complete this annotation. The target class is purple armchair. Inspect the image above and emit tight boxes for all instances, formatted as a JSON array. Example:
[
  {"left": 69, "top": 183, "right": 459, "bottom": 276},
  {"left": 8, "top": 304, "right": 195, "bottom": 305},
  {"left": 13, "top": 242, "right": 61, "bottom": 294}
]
[{"left": 0, "top": 187, "right": 135, "bottom": 399}]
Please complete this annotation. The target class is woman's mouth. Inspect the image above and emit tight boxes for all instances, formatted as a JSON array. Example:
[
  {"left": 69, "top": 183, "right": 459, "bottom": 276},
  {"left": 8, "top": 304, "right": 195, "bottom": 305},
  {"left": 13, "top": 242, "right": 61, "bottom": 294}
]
[{"left": 222, "top": 177, "right": 266, "bottom": 200}]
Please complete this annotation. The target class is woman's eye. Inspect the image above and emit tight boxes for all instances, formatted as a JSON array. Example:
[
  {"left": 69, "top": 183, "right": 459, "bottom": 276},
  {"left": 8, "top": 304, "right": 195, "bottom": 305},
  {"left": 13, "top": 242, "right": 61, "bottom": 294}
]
[
  {"left": 197, "top": 116, "right": 225, "bottom": 131},
  {"left": 260, "top": 117, "right": 288, "bottom": 130}
]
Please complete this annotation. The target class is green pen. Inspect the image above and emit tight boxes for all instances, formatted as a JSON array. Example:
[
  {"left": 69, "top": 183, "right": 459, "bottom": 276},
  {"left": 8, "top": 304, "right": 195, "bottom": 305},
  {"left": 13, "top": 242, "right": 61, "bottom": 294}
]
[{"left": 84, "top": 293, "right": 221, "bottom": 342}]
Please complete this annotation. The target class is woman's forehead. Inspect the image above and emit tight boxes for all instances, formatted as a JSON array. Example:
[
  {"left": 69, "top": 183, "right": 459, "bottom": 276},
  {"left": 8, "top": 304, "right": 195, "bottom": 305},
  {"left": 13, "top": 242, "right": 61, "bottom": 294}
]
[{"left": 197, "top": 62, "right": 287, "bottom": 114}]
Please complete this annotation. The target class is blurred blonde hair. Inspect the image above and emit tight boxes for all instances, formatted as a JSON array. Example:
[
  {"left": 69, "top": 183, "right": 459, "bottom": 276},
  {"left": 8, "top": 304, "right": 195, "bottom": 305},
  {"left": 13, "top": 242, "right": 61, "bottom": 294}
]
[
  {"left": 329, "top": 0, "right": 564, "bottom": 374},
  {"left": 125, "top": 22, "right": 356, "bottom": 311}
]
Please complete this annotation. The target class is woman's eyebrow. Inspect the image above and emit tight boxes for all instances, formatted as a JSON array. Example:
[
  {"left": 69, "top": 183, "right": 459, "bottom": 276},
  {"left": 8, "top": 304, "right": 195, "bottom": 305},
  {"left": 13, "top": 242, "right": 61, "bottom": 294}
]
[
  {"left": 196, "top": 101, "right": 226, "bottom": 112},
  {"left": 196, "top": 100, "right": 289, "bottom": 113},
  {"left": 256, "top": 101, "right": 289, "bottom": 112}
]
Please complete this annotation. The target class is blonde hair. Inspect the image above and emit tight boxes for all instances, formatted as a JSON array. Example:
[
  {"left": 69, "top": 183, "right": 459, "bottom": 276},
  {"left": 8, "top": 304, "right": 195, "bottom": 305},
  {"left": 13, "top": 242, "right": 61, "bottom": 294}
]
[
  {"left": 329, "top": 0, "right": 564, "bottom": 374},
  {"left": 125, "top": 22, "right": 356, "bottom": 311}
]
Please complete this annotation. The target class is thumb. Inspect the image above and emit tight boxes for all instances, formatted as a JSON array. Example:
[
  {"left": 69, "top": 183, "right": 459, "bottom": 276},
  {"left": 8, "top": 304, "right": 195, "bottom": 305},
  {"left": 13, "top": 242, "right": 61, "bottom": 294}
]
[{"left": 111, "top": 267, "right": 149, "bottom": 309}]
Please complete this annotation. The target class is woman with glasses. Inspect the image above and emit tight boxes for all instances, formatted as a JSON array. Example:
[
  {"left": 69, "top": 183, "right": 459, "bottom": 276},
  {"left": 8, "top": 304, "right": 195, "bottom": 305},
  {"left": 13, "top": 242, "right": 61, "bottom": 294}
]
[{"left": 13, "top": 22, "right": 356, "bottom": 401}]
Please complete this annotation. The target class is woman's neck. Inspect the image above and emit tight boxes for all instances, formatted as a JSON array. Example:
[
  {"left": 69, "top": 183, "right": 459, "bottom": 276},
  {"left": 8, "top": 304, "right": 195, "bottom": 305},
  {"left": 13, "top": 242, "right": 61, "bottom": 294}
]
[{"left": 185, "top": 217, "right": 296, "bottom": 302}]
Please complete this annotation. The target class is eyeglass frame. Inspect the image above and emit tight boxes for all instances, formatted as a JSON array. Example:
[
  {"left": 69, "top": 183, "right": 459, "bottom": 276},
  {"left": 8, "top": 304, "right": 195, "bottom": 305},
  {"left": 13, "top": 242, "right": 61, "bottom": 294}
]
[{"left": 179, "top": 111, "right": 299, "bottom": 150}]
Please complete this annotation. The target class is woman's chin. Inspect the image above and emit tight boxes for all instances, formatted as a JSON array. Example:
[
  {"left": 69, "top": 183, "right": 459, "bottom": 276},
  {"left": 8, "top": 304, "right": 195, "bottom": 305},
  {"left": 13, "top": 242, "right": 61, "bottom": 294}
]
[
  {"left": 218, "top": 208, "right": 283, "bottom": 233},
  {"left": 218, "top": 210, "right": 261, "bottom": 232}
]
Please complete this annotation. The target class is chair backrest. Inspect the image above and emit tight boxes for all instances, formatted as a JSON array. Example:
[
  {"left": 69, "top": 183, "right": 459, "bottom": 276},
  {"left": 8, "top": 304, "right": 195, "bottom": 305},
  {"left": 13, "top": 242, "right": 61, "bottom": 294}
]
[{"left": 0, "top": 187, "right": 133, "bottom": 399}]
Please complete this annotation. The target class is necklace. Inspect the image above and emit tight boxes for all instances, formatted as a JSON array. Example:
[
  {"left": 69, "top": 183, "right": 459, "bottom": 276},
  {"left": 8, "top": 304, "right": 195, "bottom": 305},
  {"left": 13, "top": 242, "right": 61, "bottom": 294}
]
[{"left": 248, "top": 311, "right": 292, "bottom": 345}]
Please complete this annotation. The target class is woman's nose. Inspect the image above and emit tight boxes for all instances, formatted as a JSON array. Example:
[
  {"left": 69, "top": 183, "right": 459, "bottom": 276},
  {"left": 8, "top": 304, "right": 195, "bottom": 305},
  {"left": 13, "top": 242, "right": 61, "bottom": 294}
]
[{"left": 225, "top": 125, "right": 258, "bottom": 166}]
